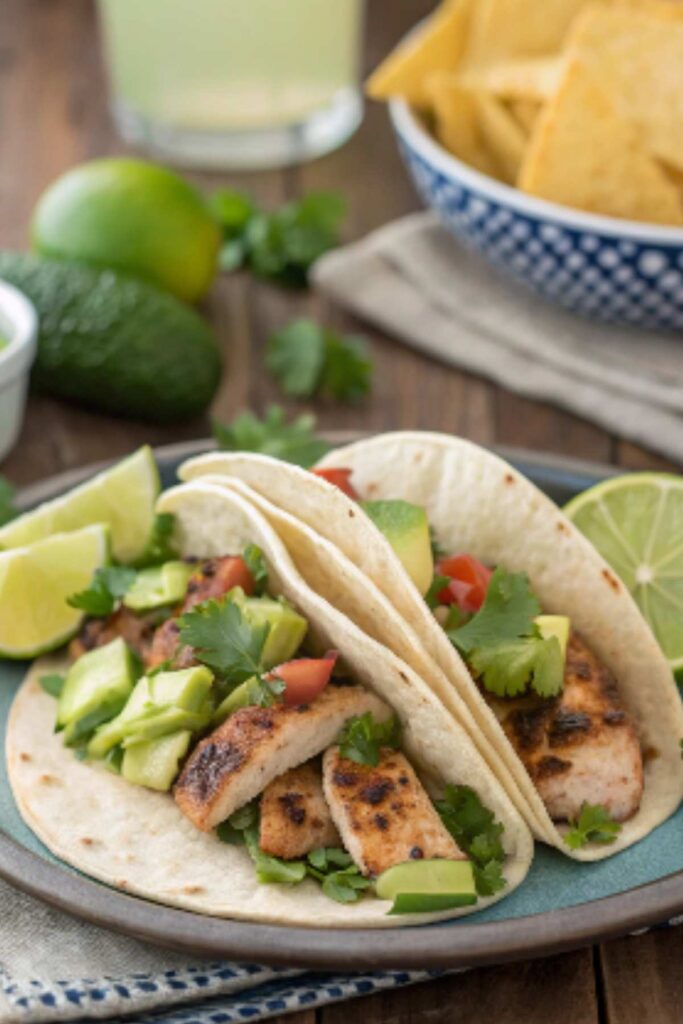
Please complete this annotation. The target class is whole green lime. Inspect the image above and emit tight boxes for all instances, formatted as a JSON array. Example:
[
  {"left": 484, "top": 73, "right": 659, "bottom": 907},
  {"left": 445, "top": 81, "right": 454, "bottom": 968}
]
[{"left": 31, "top": 158, "right": 221, "bottom": 303}]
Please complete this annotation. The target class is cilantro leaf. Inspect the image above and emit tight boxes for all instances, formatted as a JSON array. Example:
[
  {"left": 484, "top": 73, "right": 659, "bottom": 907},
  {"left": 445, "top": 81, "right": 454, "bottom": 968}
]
[
  {"left": 266, "top": 320, "right": 371, "bottom": 403},
  {"left": 216, "top": 802, "right": 259, "bottom": 844},
  {"left": 243, "top": 675, "right": 286, "bottom": 708},
  {"left": 337, "top": 713, "right": 401, "bottom": 767},
  {"left": 210, "top": 189, "right": 255, "bottom": 237},
  {"left": 178, "top": 599, "right": 268, "bottom": 684},
  {"left": 242, "top": 543, "right": 269, "bottom": 596},
  {"left": 133, "top": 514, "right": 179, "bottom": 569},
  {"left": 67, "top": 566, "right": 136, "bottom": 617},
  {"left": 306, "top": 847, "right": 369, "bottom": 904},
  {"left": 244, "top": 826, "right": 307, "bottom": 884},
  {"left": 450, "top": 568, "right": 541, "bottom": 653},
  {"left": 425, "top": 575, "right": 450, "bottom": 610},
  {"left": 213, "top": 405, "right": 330, "bottom": 468},
  {"left": 468, "top": 635, "right": 564, "bottom": 699},
  {"left": 40, "top": 674, "right": 65, "bottom": 698},
  {"left": 0, "top": 475, "right": 16, "bottom": 527},
  {"left": 564, "top": 803, "right": 622, "bottom": 850},
  {"left": 435, "top": 784, "right": 506, "bottom": 897},
  {"left": 473, "top": 859, "right": 506, "bottom": 897}
]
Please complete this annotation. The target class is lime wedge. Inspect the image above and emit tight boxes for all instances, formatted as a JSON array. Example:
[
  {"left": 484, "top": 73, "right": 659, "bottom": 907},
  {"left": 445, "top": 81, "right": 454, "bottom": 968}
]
[
  {"left": 0, "top": 524, "right": 109, "bottom": 658},
  {"left": 0, "top": 447, "right": 159, "bottom": 564},
  {"left": 564, "top": 473, "right": 683, "bottom": 675}
]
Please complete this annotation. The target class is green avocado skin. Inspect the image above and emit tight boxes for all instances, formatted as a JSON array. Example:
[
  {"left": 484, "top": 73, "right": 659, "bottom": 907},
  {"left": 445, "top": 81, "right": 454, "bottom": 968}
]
[{"left": 0, "top": 252, "right": 222, "bottom": 423}]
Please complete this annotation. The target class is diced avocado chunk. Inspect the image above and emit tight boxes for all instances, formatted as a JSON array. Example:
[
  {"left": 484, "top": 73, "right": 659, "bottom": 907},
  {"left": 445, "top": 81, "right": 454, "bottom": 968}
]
[
  {"left": 228, "top": 588, "right": 307, "bottom": 669},
  {"left": 121, "top": 730, "right": 192, "bottom": 791},
  {"left": 375, "top": 858, "right": 477, "bottom": 914},
  {"left": 212, "top": 675, "right": 261, "bottom": 724},
  {"left": 360, "top": 500, "right": 434, "bottom": 596},
  {"left": 57, "top": 638, "right": 136, "bottom": 746},
  {"left": 123, "top": 561, "right": 194, "bottom": 611},
  {"left": 535, "top": 615, "right": 570, "bottom": 658},
  {"left": 88, "top": 665, "right": 213, "bottom": 759}
]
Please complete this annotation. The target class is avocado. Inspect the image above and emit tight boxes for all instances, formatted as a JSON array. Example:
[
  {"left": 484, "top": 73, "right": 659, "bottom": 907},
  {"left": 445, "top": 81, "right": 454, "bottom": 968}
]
[
  {"left": 123, "top": 561, "right": 194, "bottom": 612},
  {"left": 360, "top": 500, "right": 434, "bottom": 596},
  {"left": 0, "top": 252, "right": 221, "bottom": 423},
  {"left": 375, "top": 858, "right": 477, "bottom": 914},
  {"left": 535, "top": 614, "right": 570, "bottom": 657},
  {"left": 57, "top": 638, "right": 135, "bottom": 746},
  {"left": 229, "top": 588, "right": 308, "bottom": 669},
  {"left": 121, "top": 730, "right": 192, "bottom": 791},
  {"left": 212, "top": 675, "right": 262, "bottom": 724}
]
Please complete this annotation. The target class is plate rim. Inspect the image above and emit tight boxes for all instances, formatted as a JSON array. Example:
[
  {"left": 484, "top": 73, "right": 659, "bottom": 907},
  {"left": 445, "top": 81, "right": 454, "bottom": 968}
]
[{"left": 2, "top": 437, "right": 680, "bottom": 969}]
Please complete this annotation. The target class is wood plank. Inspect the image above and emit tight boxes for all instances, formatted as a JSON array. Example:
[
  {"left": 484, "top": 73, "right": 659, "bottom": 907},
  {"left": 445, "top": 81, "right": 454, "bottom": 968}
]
[
  {"left": 614, "top": 441, "right": 681, "bottom": 472},
  {"left": 322, "top": 949, "right": 598, "bottom": 1024},
  {"left": 600, "top": 929, "right": 683, "bottom": 1024},
  {"left": 495, "top": 394, "right": 614, "bottom": 463}
]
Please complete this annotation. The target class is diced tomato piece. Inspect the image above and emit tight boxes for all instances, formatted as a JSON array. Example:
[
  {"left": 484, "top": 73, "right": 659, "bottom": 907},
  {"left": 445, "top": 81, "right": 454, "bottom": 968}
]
[
  {"left": 182, "top": 556, "right": 254, "bottom": 612},
  {"left": 435, "top": 554, "right": 492, "bottom": 613},
  {"left": 270, "top": 651, "right": 338, "bottom": 706},
  {"left": 311, "top": 468, "right": 359, "bottom": 500}
]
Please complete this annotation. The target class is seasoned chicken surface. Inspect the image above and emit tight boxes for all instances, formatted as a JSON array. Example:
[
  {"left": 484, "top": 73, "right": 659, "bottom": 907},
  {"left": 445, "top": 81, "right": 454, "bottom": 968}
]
[
  {"left": 174, "top": 685, "right": 390, "bottom": 831},
  {"left": 322, "top": 746, "right": 465, "bottom": 877},
  {"left": 500, "top": 632, "right": 643, "bottom": 822},
  {"left": 259, "top": 762, "right": 339, "bottom": 859},
  {"left": 69, "top": 607, "right": 161, "bottom": 663}
]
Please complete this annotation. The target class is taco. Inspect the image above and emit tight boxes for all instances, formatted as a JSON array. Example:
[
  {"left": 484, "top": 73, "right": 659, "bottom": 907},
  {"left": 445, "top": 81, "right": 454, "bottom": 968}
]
[
  {"left": 179, "top": 434, "right": 683, "bottom": 859},
  {"left": 7, "top": 477, "right": 532, "bottom": 926}
]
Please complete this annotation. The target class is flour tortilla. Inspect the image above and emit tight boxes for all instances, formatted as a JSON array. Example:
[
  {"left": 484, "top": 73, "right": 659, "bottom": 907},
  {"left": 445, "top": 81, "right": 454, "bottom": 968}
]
[
  {"left": 180, "top": 438, "right": 683, "bottom": 859},
  {"left": 7, "top": 480, "right": 532, "bottom": 927}
]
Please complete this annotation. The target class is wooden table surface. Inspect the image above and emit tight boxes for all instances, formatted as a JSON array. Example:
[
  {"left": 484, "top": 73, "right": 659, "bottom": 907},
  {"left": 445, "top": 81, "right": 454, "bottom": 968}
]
[{"left": 1, "top": 2, "right": 681, "bottom": 1021}]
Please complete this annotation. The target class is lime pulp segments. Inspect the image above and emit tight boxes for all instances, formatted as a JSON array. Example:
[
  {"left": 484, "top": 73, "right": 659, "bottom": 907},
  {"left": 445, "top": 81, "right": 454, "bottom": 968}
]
[
  {"left": 0, "top": 523, "right": 109, "bottom": 658},
  {"left": 564, "top": 473, "right": 683, "bottom": 675},
  {"left": 0, "top": 446, "right": 159, "bottom": 564}
]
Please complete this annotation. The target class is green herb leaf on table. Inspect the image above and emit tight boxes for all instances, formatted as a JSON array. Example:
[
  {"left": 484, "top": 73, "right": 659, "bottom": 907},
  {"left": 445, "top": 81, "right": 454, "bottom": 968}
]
[
  {"left": 213, "top": 405, "right": 330, "bottom": 468},
  {"left": 242, "top": 543, "right": 269, "bottom": 595},
  {"left": 564, "top": 803, "right": 622, "bottom": 850},
  {"left": 337, "top": 712, "right": 401, "bottom": 768},
  {"left": 67, "top": 566, "right": 137, "bottom": 617},
  {"left": 178, "top": 599, "right": 268, "bottom": 684},
  {"left": 266, "top": 319, "right": 371, "bottom": 403},
  {"left": 0, "top": 475, "right": 16, "bottom": 527},
  {"left": 133, "top": 514, "right": 179, "bottom": 569},
  {"left": 435, "top": 784, "right": 506, "bottom": 897},
  {"left": 318, "top": 330, "right": 372, "bottom": 403},
  {"left": 40, "top": 674, "right": 65, "bottom": 698}
]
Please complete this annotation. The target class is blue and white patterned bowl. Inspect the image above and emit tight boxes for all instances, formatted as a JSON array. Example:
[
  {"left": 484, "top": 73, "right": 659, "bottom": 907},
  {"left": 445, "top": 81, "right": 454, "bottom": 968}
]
[{"left": 390, "top": 99, "right": 683, "bottom": 330}]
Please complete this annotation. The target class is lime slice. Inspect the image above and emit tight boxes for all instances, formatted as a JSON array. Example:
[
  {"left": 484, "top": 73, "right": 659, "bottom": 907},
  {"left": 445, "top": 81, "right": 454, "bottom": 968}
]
[
  {"left": 0, "top": 524, "right": 109, "bottom": 658},
  {"left": 564, "top": 473, "right": 683, "bottom": 675},
  {"left": 0, "top": 446, "right": 159, "bottom": 564}
]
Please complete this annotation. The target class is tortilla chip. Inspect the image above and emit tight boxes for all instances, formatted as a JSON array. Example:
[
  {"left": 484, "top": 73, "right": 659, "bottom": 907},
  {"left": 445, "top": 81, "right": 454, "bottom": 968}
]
[
  {"left": 463, "top": 0, "right": 596, "bottom": 66},
  {"left": 425, "top": 73, "right": 501, "bottom": 177},
  {"left": 366, "top": 0, "right": 472, "bottom": 107},
  {"left": 519, "top": 60, "right": 683, "bottom": 224},
  {"left": 461, "top": 56, "right": 564, "bottom": 102},
  {"left": 475, "top": 94, "right": 527, "bottom": 183},
  {"left": 566, "top": 5, "right": 683, "bottom": 171},
  {"left": 508, "top": 98, "right": 543, "bottom": 136}
]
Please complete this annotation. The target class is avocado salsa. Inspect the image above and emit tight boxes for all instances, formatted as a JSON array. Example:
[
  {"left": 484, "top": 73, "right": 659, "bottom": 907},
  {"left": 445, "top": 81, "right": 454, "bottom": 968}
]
[{"left": 47, "top": 542, "right": 507, "bottom": 912}]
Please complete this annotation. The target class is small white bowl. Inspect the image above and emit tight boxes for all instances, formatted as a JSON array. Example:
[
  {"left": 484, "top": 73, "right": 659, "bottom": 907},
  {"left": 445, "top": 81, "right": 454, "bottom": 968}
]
[{"left": 0, "top": 280, "right": 38, "bottom": 462}]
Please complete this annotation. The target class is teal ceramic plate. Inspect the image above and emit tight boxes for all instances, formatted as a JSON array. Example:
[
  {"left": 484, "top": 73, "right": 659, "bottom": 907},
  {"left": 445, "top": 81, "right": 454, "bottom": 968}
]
[{"left": 1, "top": 439, "right": 681, "bottom": 968}]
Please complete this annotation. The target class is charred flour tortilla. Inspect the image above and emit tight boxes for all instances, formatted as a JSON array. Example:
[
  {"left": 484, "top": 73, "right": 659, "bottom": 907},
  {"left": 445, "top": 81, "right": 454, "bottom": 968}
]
[
  {"left": 180, "top": 438, "right": 683, "bottom": 859},
  {"left": 7, "top": 480, "right": 532, "bottom": 927}
]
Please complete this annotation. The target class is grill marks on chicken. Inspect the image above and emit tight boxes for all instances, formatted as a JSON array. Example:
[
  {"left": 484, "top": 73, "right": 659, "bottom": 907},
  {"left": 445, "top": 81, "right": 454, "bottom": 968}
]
[
  {"left": 259, "top": 762, "right": 339, "bottom": 858},
  {"left": 69, "top": 607, "right": 161, "bottom": 663},
  {"left": 322, "top": 747, "right": 465, "bottom": 877},
  {"left": 501, "top": 632, "right": 643, "bottom": 823}
]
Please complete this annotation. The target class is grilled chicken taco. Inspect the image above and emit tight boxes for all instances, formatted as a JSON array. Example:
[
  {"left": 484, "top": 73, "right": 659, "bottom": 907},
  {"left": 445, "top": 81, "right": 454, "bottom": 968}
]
[
  {"left": 179, "top": 435, "right": 683, "bottom": 860},
  {"left": 7, "top": 478, "right": 532, "bottom": 926}
]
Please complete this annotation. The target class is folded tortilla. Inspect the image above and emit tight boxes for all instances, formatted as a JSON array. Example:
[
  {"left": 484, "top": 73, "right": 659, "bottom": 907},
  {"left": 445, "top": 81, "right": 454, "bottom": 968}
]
[
  {"left": 180, "top": 436, "right": 683, "bottom": 859},
  {"left": 7, "top": 478, "right": 532, "bottom": 927}
]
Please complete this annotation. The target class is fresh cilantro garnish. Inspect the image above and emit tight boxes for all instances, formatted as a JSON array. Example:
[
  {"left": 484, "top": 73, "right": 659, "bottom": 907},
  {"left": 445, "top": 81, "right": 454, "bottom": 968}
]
[
  {"left": 242, "top": 544, "right": 268, "bottom": 595},
  {"left": 216, "top": 802, "right": 259, "bottom": 845},
  {"left": 178, "top": 599, "right": 268, "bottom": 684},
  {"left": 213, "top": 405, "right": 330, "bottom": 468},
  {"left": 429, "top": 527, "right": 445, "bottom": 561},
  {"left": 435, "top": 784, "right": 506, "bottom": 897},
  {"left": 133, "top": 514, "right": 179, "bottom": 569},
  {"left": 242, "top": 675, "right": 286, "bottom": 708},
  {"left": 266, "top": 319, "right": 371, "bottom": 403},
  {"left": 0, "top": 475, "right": 16, "bottom": 526},
  {"left": 40, "top": 674, "right": 65, "bottom": 698},
  {"left": 306, "top": 847, "right": 370, "bottom": 903},
  {"left": 210, "top": 189, "right": 345, "bottom": 287},
  {"left": 67, "top": 566, "right": 136, "bottom": 617},
  {"left": 564, "top": 803, "right": 622, "bottom": 850},
  {"left": 425, "top": 574, "right": 450, "bottom": 610},
  {"left": 448, "top": 568, "right": 564, "bottom": 699},
  {"left": 216, "top": 804, "right": 306, "bottom": 883},
  {"left": 337, "top": 713, "right": 401, "bottom": 767}
]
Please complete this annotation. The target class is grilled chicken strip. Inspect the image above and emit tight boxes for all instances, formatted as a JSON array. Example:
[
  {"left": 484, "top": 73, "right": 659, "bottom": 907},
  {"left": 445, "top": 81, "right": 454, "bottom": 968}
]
[
  {"left": 322, "top": 746, "right": 465, "bottom": 877},
  {"left": 174, "top": 684, "right": 390, "bottom": 831},
  {"left": 259, "top": 762, "right": 339, "bottom": 859},
  {"left": 500, "top": 631, "right": 643, "bottom": 823}
]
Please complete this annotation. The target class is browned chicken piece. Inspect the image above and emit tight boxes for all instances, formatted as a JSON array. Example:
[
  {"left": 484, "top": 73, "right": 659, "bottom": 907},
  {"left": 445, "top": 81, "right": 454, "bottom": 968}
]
[
  {"left": 322, "top": 746, "right": 466, "bottom": 877},
  {"left": 259, "top": 762, "right": 340, "bottom": 859},
  {"left": 500, "top": 631, "right": 643, "bottom": 823},
  {"left": 174, "top": 684, "right": 390, "bottom": 832},
  {"left": 146, "top": 618, "right": 196, "bottom": 670},
  {"left": 68, "top": 607, "right": 161, "bottom": 663}
]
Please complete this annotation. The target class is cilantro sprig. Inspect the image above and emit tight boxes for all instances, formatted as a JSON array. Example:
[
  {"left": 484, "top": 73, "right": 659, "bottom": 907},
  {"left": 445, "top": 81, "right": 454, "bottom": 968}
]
[
  {"left": 67, "top": 566, "right": 136, "bottom": 617},
  {"left": 564, "top": 803, "right": 622, "bottom": 850},
  {"left": 242, "top": 544, "right": 268, "bottom": 596},
  {"left": 213, "top": 406, "right": 330, "bottom": 468},
  {"left": 435, "top": 785, "right": 506, "bottom": 896},
  {"left": 448, "top": 568, "right": 564, "bottom": 699},
  {"left": 132, "top": 513, "right": 179, "bottom": 569},
  {"left": 0, "top": 475, "right": 16, "bottom": 527},
  {"left": 178, "top": 599, "right": 269, "bottom": 685},
  {"left": 266, "top": 319, "right": 372, "bottom": 403},
  {"left": 307, "top": 847, "right": 371, "bottom": 903},
  {"left": 337, "top": 712, "right": 401, "bottom": 767}
]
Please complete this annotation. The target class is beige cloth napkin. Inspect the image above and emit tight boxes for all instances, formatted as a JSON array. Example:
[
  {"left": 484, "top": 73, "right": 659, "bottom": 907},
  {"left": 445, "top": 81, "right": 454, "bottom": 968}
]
[{"left": 313, "top": 212, "right": 683, "bottom": 462}]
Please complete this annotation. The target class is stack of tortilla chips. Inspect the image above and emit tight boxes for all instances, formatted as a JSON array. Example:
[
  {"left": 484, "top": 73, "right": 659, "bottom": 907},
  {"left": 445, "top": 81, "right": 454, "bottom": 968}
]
[{"left": 368, "top": 0, "right": 683, "bottom": 226}]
